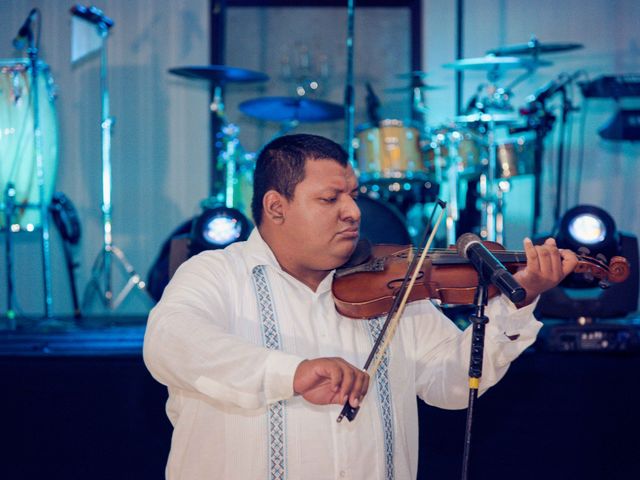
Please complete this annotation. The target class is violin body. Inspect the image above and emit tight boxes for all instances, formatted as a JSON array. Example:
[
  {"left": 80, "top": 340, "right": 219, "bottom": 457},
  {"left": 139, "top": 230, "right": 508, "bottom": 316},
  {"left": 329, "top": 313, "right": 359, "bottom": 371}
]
[{"left": 332, "top": 242, "right": 630, "bottom": 319}]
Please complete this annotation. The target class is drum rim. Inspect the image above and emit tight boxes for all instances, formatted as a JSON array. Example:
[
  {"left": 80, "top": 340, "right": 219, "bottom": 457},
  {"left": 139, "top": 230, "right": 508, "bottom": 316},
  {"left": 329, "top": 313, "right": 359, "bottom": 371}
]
[{"left": 356, "top": 118, "right": 421, "bottom": 132}]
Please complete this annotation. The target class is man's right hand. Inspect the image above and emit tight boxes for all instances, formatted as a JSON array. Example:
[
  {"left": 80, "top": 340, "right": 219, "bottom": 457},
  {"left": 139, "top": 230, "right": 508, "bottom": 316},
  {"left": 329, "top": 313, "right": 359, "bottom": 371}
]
[{"left": 293, "top": 357, "right": 370, "bottom": 408}]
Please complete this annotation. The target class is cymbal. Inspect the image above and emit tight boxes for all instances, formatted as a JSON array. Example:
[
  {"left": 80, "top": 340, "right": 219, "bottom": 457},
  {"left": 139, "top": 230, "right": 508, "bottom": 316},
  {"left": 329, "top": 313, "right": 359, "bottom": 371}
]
[
  {"left": 487, "top": 41, "right": 584, "bottom": 57},
  {"left": 454, "top": 113, "right": 521, "bottom": 124},
  {"left": 395, "top": 71, "right": 430, "bottom": 79},
  {"left": 385, "top": 83, "right": 445, "bottom": 94},
  {"left": 443, "top": 55, "right": 551, "bottom": 71},
  {"left": 168, "top": 65, "right": 269, "bottom": 83},
  {"left": 239, "top": 96, "right": 344, "bottom": 123}
]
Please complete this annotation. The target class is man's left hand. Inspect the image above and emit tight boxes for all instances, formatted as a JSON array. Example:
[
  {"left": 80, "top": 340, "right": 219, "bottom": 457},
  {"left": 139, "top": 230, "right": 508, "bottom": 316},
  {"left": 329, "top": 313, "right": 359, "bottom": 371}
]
[{"left": 513, "top": 237, "right": 579, "bottom": 307}]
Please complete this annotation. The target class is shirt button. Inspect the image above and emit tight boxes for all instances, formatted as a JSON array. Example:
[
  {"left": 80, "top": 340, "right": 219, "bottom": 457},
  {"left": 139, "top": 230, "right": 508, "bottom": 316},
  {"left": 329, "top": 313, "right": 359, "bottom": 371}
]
[{"left": 339, "top": 471, "right": 346, "bottom": 477}]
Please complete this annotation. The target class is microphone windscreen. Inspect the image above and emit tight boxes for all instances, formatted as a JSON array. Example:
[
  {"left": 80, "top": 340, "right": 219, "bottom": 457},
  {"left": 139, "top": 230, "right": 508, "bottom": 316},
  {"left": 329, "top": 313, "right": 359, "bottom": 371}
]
[{"left": 456, "top": 233, "right": 481, "bottom": 258}]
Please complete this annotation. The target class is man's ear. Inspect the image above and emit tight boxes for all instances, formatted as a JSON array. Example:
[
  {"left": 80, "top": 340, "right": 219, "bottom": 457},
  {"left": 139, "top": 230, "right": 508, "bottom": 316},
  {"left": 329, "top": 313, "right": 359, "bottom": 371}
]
[{"left": 263, "top": 190, "right": 286, "bottom": 224}]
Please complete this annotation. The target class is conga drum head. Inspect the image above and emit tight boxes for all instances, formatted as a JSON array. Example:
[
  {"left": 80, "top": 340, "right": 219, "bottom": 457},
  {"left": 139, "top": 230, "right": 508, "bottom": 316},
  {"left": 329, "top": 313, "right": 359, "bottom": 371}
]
[{"left": 0, "top": 59, "right": 58, "bottom": 228}]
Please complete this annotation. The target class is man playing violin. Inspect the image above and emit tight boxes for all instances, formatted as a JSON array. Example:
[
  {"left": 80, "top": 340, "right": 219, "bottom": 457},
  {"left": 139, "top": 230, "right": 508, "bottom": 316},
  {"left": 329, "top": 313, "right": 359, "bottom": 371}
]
[{"left": 144, "top": 134, "right": 578, "bottom": 480}]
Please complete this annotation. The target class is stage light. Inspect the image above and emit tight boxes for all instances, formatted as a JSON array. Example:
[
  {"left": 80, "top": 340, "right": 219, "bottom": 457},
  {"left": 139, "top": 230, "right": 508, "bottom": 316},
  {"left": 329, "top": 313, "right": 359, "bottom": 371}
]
[
  {"left": 189, "top": 206, "right": 252, "bottom": 256},
  {"left": 535, "top": 205, "right": 639, "bottom": 321},
  {"left": 556, "top": 205, "right": 618, "bottom": 260},
  {"left": 147, "top": 207, "right": 252, "bottom": 302}
]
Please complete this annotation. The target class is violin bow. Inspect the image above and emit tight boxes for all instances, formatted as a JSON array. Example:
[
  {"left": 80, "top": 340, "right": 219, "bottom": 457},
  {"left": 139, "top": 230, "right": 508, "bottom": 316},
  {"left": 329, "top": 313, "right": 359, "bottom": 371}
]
[{"left": 337, "top": 200, "right": 447, "bottom": 423}]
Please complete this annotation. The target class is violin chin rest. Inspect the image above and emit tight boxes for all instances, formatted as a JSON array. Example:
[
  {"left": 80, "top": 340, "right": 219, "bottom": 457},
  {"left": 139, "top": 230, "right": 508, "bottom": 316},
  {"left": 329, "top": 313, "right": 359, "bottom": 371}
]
[{"left": 340, "top": 238, "right": 373, "bottom": 269}]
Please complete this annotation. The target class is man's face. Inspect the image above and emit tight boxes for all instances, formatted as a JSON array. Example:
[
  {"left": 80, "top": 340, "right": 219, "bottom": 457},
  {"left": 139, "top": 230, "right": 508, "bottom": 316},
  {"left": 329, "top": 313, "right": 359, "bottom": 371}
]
[{"left": 279, "top": 158, "right": 360, "bottom": 274}]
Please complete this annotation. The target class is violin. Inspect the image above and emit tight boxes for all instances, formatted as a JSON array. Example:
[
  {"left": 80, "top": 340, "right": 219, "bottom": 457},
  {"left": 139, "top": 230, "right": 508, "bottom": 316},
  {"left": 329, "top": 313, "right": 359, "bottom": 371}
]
[{"left": 332, "top": 241, "right": 631, "bottom": 319}]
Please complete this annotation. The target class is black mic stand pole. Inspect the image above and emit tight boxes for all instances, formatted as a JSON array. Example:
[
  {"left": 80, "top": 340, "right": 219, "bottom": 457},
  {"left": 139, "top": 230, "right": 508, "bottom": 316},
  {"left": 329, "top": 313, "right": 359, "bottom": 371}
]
[
  {"left": 553, "top": 87, "right": 573, "bottom": 224},
  {"left": 460, "top": 275, "right": 490, "bottom": 480},
  {"left": 344, "top": 0, "right": 356, "bottom": 165}
]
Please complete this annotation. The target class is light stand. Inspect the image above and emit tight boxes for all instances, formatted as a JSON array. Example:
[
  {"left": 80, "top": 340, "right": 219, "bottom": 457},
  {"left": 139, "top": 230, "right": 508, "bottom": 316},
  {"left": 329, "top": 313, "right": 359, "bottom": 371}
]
[{"left": 82, "top": 17, "right": 146, "bottom": 312}]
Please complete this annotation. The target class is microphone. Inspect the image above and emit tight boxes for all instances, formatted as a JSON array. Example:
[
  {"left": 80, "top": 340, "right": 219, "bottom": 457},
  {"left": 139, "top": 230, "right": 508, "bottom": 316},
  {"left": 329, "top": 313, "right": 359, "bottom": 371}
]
[
  {"left": 12, "top": 8, "right": 38, "bottom": 50},
  {"left": 70, "top": 4, "right": 114, "bottom": 29},
  {"left": 527, "top": 71, "right": 582, "bottom": 104},
  {"left": 456, "top": 233, "right": 526, "bottom": 304}
]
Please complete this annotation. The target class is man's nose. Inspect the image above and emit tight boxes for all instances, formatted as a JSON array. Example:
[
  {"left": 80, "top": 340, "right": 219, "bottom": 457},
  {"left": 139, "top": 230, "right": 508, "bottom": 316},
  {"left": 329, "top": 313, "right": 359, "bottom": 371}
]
[{"left": 342, "top": 196, "right": 361, "bottom": 223}]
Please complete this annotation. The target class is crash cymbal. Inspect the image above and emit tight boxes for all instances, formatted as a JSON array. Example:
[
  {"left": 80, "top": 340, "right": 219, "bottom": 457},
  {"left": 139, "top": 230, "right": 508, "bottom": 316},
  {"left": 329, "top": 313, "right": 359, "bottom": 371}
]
[
  {"left": 239, "top": 96, "right": 344, "bottom": 123},
  {"left": 454, "top": 113, "right": 521, "bottom": 124},
  {"left": 168, "top": 65, "right": 269, "bottom": 83},
  {"left": 443, "top": 55, "right": 551, "bottom": 71},
  {"left": 487, "top": 41, "right": 584, "bottom": 57}
]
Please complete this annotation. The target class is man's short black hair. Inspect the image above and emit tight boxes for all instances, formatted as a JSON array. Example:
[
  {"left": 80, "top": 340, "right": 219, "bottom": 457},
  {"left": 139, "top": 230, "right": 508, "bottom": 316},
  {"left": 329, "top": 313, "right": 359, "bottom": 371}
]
[{"left": 251, "top": 134, "right": 349, "bottom": 225}]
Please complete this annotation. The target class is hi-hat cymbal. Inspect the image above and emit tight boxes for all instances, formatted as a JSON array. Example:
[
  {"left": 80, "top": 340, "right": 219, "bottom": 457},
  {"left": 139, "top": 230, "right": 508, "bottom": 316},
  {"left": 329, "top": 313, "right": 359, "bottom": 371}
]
[
  {"left": 487, "top": 41, "right": 584, "bottom": 57},
  {"left": 454, "top": 113, "right": 521, "bottom": 124},
  {"left": 443, "top": 55, "right": 551, "bottom": 71},
  {"left": 239, "top": 96, "right": 344, "bottom": 123},
  {"left": 168, "top": 65, "right": 269, "bottom": 83}
]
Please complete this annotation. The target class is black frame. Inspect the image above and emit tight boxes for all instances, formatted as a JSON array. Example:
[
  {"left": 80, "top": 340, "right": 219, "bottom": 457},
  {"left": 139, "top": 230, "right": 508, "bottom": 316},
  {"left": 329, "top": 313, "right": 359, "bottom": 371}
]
[{"left": 207, "top": 0, "right": 423, "bottom": 196}]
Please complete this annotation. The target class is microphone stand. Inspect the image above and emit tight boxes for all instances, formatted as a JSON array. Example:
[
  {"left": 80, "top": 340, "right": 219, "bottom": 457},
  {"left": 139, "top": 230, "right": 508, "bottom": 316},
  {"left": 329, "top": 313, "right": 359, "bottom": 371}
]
[
  {"left": 460, "top": 275, "right": 490, "bottom": 480},
  {"left": 344, "top": 0, "right": 356, "bottom": 165},
  {"left": 553, "top": 87, "right": 574, "bottom": 224}
]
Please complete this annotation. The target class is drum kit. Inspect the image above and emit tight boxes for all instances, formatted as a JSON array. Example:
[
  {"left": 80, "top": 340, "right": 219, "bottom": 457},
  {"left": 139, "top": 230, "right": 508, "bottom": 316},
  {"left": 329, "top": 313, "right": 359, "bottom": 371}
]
[
  {"left": 0, "top": 23, "right": 583, "bottom": 320},
  {"left": 168, "top": 37, "right": 584, "bottom": 248}
]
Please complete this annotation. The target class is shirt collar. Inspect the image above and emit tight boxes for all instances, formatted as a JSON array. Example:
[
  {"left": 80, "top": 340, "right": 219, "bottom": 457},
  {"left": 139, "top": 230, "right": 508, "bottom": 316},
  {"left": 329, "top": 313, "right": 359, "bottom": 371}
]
[{"left": 243, "top": 227, "right": 334, "bottom": 295}]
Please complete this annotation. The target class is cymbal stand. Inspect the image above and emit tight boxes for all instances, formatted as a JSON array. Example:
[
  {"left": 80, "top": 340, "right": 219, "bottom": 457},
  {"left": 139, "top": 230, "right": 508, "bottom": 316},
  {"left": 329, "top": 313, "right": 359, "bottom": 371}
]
[
  {"left": 479, "top": 118, "right": 501, "bottom": 242},
  {"left": 83, "top": 22, "right": 146, "bottom": 311},
  {"left": 443, "top": 132, "right": 462, "bottom": 246}
]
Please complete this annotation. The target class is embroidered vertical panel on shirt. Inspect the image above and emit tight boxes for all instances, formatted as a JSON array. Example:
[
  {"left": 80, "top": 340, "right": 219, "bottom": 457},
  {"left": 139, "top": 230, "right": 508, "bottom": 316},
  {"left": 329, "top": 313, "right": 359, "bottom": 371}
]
[
  {"left": 366, "top": 317, "right": 395, "bottom": 480},
  {"left": 252, "top": 265, "right": 287, "bottom": 480}
]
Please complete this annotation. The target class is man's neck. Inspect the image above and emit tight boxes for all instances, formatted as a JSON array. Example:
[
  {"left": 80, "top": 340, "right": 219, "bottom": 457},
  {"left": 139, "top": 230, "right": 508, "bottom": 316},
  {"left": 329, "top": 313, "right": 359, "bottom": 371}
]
[{"left": 258, "top": 226, "right": 329, "bottom": 292}]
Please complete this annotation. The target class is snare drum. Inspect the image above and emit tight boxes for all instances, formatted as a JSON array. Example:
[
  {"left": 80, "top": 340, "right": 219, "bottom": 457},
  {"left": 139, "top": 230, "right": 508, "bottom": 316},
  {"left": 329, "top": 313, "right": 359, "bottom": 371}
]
[
  {"left": 0, "top": 59, "right": 58, "bottom": 228},
  {"left": 355, "top": 119, "right": 425, "bottom": 179}
]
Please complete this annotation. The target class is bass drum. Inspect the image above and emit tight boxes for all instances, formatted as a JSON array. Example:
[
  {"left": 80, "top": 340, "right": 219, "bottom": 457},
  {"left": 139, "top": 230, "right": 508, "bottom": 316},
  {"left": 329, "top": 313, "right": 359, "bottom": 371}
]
[
  {"left": 356, "top": 195, "right": 412, "bottom": 245},
  {"left": 0, "top": 59, "right": 58, "bottom": 228}
]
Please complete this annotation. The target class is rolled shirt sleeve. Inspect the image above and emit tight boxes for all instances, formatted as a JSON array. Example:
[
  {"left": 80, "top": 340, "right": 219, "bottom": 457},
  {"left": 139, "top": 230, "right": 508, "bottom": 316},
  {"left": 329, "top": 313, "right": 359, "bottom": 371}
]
[{"left": 411, "top": 295, "right": 542, "bottom": 409}]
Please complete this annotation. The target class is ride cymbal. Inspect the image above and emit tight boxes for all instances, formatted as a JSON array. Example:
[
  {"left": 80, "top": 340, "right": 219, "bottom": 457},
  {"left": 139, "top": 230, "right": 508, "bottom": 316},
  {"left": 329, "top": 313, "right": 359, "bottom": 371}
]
[
  {"left": 239, "top": 96, "right": 344, "bottom": 123},
  {"left": 168, "top": 65, "right": 269, "bottom": 83}
]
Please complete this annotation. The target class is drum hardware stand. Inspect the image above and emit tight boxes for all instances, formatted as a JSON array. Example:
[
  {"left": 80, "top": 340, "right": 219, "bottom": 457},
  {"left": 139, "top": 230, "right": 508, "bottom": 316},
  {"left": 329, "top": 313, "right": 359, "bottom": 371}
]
[
  {"left": 7, "top": 9, "right": 56, "bottom": 321},
  {"left": 82, "top": 19, "right": 146, "bottom": 312},
  {"left": 2, "top": 183, "right": 18, "bottom": 329},
  {"left": 478, "top": 117, "right": 502, "bottom": 243}
]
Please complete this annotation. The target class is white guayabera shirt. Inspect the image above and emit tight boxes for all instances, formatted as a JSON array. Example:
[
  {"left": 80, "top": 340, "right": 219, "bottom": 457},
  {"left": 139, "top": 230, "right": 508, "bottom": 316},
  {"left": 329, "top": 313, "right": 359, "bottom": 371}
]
[{"left": 144, "top": 229, "right": 541, "bottom": 480}]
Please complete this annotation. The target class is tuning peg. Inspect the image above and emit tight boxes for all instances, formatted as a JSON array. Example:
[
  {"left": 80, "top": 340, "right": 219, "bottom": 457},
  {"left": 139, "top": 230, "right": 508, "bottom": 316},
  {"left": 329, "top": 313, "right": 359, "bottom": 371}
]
[
  {"left": 577, "top": 247, "right": 591, "bottom": 256},
  {"left": 596, "top": 253, "right": 608, "bottom": 263},
  {"left": 583, "top": 271, "right": 595, "bottom": 282}
]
